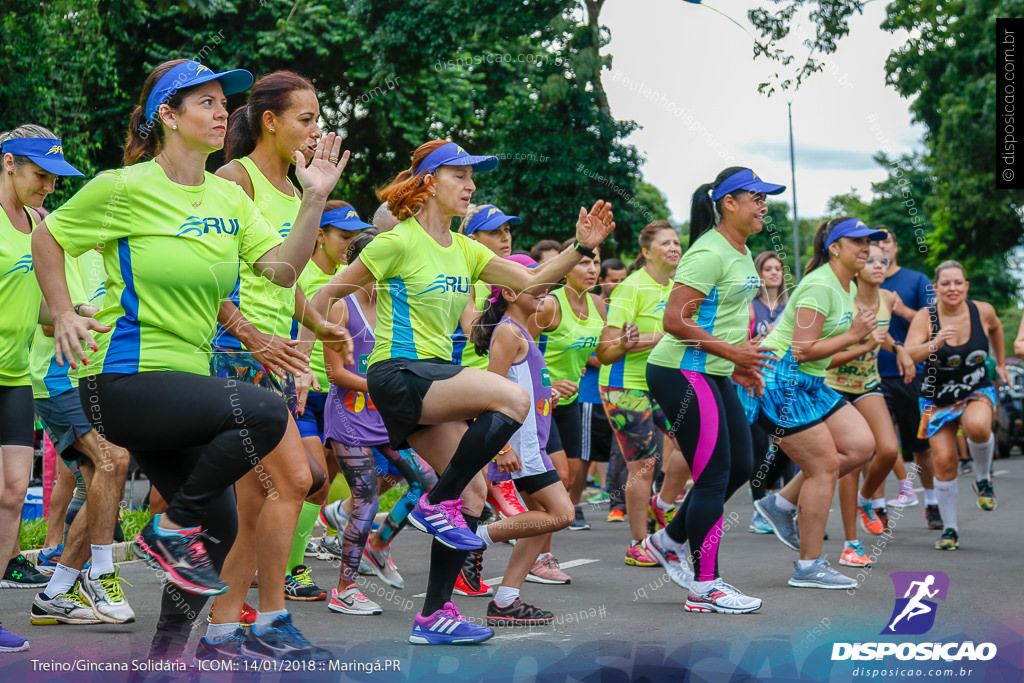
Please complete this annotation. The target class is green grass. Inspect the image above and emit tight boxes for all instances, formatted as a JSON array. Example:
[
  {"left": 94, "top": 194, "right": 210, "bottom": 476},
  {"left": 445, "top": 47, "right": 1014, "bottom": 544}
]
[
  {"left": 379, "top": 485, "right": 409, "bottom": 513},
  {"left": 19, "top": 506, "right": 151, "bottom": 551}
]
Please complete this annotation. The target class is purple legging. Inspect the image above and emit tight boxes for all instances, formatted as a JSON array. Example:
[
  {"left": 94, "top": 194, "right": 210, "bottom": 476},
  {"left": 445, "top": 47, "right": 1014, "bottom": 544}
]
[{"left": 327, "top": 441, "right": 379, "bottom": 583}]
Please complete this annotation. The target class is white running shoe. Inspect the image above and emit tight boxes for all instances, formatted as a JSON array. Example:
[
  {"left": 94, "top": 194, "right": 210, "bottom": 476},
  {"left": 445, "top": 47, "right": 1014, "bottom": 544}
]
[{"left": 684, "top": 578, "right": 762, "bottom": 614}]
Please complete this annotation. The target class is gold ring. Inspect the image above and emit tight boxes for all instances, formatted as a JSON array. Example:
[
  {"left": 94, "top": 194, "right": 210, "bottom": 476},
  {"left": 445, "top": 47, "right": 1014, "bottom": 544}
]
[{"left": 329, "top": 157, "right": 339, "bottom": 164}]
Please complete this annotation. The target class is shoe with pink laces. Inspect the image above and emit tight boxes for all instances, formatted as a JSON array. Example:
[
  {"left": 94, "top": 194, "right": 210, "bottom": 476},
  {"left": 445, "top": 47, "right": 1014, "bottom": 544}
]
[
  {"left": 408, "top": 495, "right": 483, "bottom": 550},
  {"left": 409, "top": 601, "right": 493, "bottom": 645},
  {"left": 525, "top": 555, "right": 571, "bottom": 584},
  {"left": 486, "top": 481, "right": 527, "bottom": 519}
]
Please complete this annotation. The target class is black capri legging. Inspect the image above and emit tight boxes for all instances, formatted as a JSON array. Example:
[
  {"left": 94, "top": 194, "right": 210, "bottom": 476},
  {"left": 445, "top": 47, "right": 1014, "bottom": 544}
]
[
  {"left": 647, "top": 365, "right": 753, "bottom": 583},
  {"left": 0, "top": 385, "right": 35, "bottom": 447}
]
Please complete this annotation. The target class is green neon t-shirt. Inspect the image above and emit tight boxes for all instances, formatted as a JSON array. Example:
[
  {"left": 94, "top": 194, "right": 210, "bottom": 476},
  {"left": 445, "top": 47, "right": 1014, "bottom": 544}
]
[
  {"left": 360, "top": 219, "right": 494, "bottom": 367},
  {"left": 0, "top": 208, "right": 41, "bottom": 386},
  {"left": 763, "top": 264, "right": 857, "bottom": 377},
  {"left": 46, "top": 161, "right": 282, "bottom": 376},
  {"left": 648, "top": 228, "right": 760, "bottom": 377},
  {"left": 540, "top": 287, "right": 604, "bottom": 403},
  {"left": 599, "top": 268, "right": 671, "bottom": 391},
  {"left": 458, "top": 283, "right": 491, "bottom": 370},
  {"left": 297, "top": 259, "right": 340, "bottom": 390}
]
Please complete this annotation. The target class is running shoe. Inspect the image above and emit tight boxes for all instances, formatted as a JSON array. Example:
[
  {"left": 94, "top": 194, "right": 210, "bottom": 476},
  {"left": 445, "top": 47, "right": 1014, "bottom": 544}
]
[
  {"left": 30, "top": 586, "right": 102, "bottom": 625},
  {"left": 887, "top": 480, "right": 919, "bottom": 508},
  {"left": 207, "top": 602, "right": 257, "bottom": 626},
  {"left": 242, "top": 613, "right": 331, "bottom": 662},
  {"left": 648, "top": 494, "right": 676, "bottom": 531},
  {"left": 408, "top": 495, "right": 483, "bottom": 550},
  {"left": 135, "top": 516, "right": 226, "bottom": 596},
  {"left": 568, "top": 505, "right": 591, "bottom": 531},
  {"left": 625, "top": 542, "right": 659, "bottom": 567},
  {"left": 284, "top": 565, "right": 327, "bottom": 601},
  {"left": 973, "top": 479, "right": 996, "bottom": 511},
  {"left": 858, "top": 502, "right": 885, "bottom": 536},
  {"left": 606, "top": 509, "right": 625, "bottom": 523},
  {"left": 0, "top": 622, "right": 29, "bottom": 653},
  {"left": 788, "top": 558, "right": 858, "bottom": 589},
  {"left": 925, "top": 504, "right": 943, "bottom": 530},
  {"left": 839, "top": 541, "right": 872, "bottom": 568},
  {"left": 317, "top": 534, "right": 342, "bottom": 561},
  {"left": 486, "top": 598, "right": 554, "bottom": 626},
  {"left": 753, "top": 494, "right": 800, "bottom": 552},
  {"left": 959, "top": 459, "right": 974, "bottom": 476},
  {"left": 748, "top": 510, "right": 773, "bottom": 534},
  {"left": 486, "top": 480, "right": 527, "bottom": 519},
  {"left": 363, "top": 546, "right": 404, "bottom": 589},
  {"left": 585, "top": 490, "right": 611, "bottom": 504},
  {"left": 328, "top": 586, "right": 382, "bottom": 615},
  {"left": 453, "top": 549, "right": 493, "bottom": 596},
  {"left": 684, "top": 579, "right": 762, "bottom": 614},
  {"left": 1, "top": 555, "right": 48, "bottom": 588},
  {"left": 642, "top": 530, "right": 693, "bottom": 590},
  {"left": 318, "top": 501, "right": 349, "bottom": 537},
  {"left": 875, "top": 507, "right": 889, "bottom": 530},
  {"left": 194, "top": 627, "right": 250, "bottom": 665},
  {"left": 409, "top": 601, "right": 493, "bottom": 645},
  {"left": 525, "top": 555, "right": 571, "bottom": 585},
  {"left": 358, "top": 556, "right": 376, "bottom": 576},
  {"left": 935, "top": 528, "right": 959, "bottom": 551},
  {"left": 304, "top": 536, "right": 322, "bottom": 558},
  {"left": 35, "top": 544, "right": 63, "bottom": 575},
  {"left": 79, "top": 566, "right": 136, "bottom": 623}
]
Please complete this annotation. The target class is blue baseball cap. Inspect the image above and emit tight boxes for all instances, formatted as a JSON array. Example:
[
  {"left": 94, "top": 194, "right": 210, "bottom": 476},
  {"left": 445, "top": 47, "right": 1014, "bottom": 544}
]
[
  {"left": 465, "top": 205, "right": 522, "bottom": 235},
  {"left": 823, "top": 218, "right": 889, "bottom": 253},
  {"left": 0, "top": 138, "right": 83, "bottom": 176},
  {"left": 320, "top": 206, "right": 374, "bottom": 231},
  {"left": 414, "top": 142, "right": 498, "bottom": 176},
  {"left": 145, "top": 61, "right": 254, "bottom": 123},
  {"left": 711, "top": 169, "right": 786, "bottom": 201}
]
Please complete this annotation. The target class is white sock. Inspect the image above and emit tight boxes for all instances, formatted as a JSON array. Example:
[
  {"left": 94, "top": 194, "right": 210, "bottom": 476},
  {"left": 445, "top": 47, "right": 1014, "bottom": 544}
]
[
  {"left": 774, "top": 493, "right": 797, "bottom": 512},
  {"left": 536, "top": 552, "right": 551, "bottom": 562},
  {"left": 475, "top": 525, "right": 494, "bottom": 548},
  {"left": 856, "top": 493, "right": 870, "bottom": 507},
  {"left": 898, "top": 477, "right": 910, "bottom": 487},
  {"left": 205, "top": 622, "right": 237, "bottom": 643},
  {"left": 933, "top": 478, "right": 958, "bottom": 532},
  {"left": 655, "top": 494, "right": 673, "bottom": 511},
  {"left": 968, "top": 435, "right": 995, "bottom": 482},
  {"left": 88, "top": 544, "right": 115, "bottom": 578},
  {"left": 43, "top": 563, "right": 81, "bottom": 599},
  {"left": 494, "top": 585, "right": 519, "bottom": 608},
  {"left": 923, "top": 488, "right": 938, "bottom": 506},
  {"left": 872, "top": 497, "right": 886, "bottom": 509},
  {"left": 254, "top": 609, "right": 288, "bottom": 635},
  {"left": 657, "top": 528, "right": 685, "bottom": 551},
  {"left": 796, "top": 559, "right": 816, "bottom": 570},
  {"left": 843, "top": 540, "right": 858, "bottom": 550},
  {"left": 40, "top": 545, "right": 59, "bottom": 555}
]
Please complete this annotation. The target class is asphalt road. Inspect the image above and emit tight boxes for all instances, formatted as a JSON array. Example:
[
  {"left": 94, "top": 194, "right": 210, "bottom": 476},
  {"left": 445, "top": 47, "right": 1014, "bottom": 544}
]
[{"left": 2, "top": 456, "right": 1022, "bottom": 683}]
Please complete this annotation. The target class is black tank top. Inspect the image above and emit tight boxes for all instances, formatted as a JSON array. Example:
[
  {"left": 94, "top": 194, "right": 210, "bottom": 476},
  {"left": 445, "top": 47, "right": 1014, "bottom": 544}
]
[{"left": 921, "top": 300, "right": 991, "bottom": 407}]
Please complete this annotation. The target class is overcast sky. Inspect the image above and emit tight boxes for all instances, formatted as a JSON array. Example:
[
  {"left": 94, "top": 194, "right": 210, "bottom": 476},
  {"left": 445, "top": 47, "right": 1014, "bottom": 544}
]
[{"left": 602, "top": 0, "right": 927, "bottom": 223}]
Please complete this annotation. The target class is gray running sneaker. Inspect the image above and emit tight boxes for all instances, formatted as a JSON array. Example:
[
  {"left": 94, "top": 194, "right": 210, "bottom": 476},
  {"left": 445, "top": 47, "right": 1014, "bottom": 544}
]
[
  {"left": 753, "top": 493, "right": 800, "bottom": 551},
  {"left": 317, "top": 535, "right": 343, "bottom": 561},
  {"left": 641, "top": 530, "right": 694, "bottom": 590},
  {"left": 79, "top": 566, "right": 136, "bottom": 624},
  {"left": 788, "top": 557, "right": 858, "bottom": 589},
  {"left": 30, "top": 586, "right": 102, "bottom": 625},
  {"left": 362, "top": 546, "right": 404, "bottom": 589}
]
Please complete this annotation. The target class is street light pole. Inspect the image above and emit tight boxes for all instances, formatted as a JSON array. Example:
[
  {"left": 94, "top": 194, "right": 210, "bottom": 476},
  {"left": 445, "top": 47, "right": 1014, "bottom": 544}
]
[{"left": 787, "top": 99, "right": 800, "bottom": 283}]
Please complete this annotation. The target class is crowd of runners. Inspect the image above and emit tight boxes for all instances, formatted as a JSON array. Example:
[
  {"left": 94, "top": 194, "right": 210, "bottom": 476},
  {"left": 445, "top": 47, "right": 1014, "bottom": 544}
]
[{"left": 1, "top": 60, "right": 1023, "bottom": 659}]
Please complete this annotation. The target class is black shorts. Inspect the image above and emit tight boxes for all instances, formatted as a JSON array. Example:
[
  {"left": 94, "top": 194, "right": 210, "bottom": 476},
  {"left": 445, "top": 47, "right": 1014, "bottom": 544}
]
[
  {"left": 580, "top": 401, "right": 612, "bottom": 462},
  {"left": 366, "top": 358, "right": 465, "bottom": 450},
  {"left": 836, "top": 388, "right": 884, "bottom": 405},
  {"left": 548, "top": 400, "right": 582, "bottom": 460},
  {"left": 881, "top": 375, "right": 929, "bottom": 457},
  {"left": 0, "top": 384, "right": 34, "bottom": 447},
  {"left": 513, "top": 469, "right": 561, "bottom": 495}
]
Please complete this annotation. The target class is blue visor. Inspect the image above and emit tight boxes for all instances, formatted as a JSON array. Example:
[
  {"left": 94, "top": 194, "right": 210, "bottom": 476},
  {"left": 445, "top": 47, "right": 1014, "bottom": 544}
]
[
  {"left": 465, "top": 205, "right": 522, "bottom": 235},
  {"left": 0, "top": 138, "right": 83, "bottom": 177},
  {"left": 414, "top": 142, "right": 498, "bottom": 176},
  {"left": 823, "top": 218, "right": 889, "bottom": 253},
  {"left": 320, "top": 207, "right": 374, "bottom": 231},
  {"left": 145, "top": 61, "right": 254, "bottom": 123},
  {"left": 711, "top": 169, "right": 786, "bottom": 201}
]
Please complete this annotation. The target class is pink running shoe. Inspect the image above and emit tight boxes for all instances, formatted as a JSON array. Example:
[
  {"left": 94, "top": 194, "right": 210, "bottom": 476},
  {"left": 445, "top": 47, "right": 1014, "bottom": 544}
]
[{"left": 486, "top": 481, "right": 526, "bottom": 519}]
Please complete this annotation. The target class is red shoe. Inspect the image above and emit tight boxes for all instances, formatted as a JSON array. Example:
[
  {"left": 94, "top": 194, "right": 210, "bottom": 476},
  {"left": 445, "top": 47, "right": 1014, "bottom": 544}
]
[
  {"left": 452, "top": 550, "right": 493, "bottom": 596},
  {"left": 487, "top": 481, "right": 526, "bottom": 519},
  {"left": 207, "top": 601, "right": 257, "bottom": 626}
]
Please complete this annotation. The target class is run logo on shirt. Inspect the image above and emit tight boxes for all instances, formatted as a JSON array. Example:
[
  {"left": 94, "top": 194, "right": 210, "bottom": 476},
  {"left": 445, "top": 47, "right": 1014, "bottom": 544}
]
[
  {"left": 568, "top": 335, "right": 599, "bottom": 350},
  {"left": 418, "top": 274, "right": 471, "bottom": 295},
  {"left": 176, "top": 216, "right": 241, "bottom": 238},
  {"left": 2, "top": 254, "right": 32, "bottom": 276}
]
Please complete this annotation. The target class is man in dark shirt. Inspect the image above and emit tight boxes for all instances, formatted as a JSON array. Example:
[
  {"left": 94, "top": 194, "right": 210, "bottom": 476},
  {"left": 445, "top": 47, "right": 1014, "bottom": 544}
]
[{"left": 877, "top": 228, "right": 942, "bottom": 530}]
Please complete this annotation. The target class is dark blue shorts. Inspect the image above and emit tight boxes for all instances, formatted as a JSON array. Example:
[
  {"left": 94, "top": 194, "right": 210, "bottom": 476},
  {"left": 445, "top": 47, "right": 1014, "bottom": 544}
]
[
  {"left": 296, "top": 391, "right": 327, "bottom": 440},
  {"left": 35, "top": 388, "right": 92, "bottom": 458}
]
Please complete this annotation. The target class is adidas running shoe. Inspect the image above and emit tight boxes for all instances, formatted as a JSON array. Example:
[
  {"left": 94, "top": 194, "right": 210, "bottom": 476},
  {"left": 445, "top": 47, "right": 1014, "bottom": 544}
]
[
  {"left": 409, "top": 601, "right": 493, "bottom": 645},
  {"left": 408, "top": 495, "right": 483, "bottom": 550},
  {"left": 525, "top": 555, "right": 571, "bottom": 585},
  {"left": 0, "top": 622, "right": 29, "bottom": 652}
]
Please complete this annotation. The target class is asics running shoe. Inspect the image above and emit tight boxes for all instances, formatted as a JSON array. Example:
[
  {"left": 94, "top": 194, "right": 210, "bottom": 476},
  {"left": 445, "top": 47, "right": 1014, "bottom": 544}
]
[{"left": 284, "top": 565, "right": 327, "bottom": 601}]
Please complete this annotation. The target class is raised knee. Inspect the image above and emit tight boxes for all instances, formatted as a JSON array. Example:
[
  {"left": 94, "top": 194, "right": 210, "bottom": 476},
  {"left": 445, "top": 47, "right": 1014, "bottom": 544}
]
[{"left": 502, "top": 385, "right": 531, "bottom": 424}]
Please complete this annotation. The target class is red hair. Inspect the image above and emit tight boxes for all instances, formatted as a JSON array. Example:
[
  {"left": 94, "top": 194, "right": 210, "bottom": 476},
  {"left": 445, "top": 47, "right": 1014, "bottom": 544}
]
[{"left": 376, "top": 140, "right": 449, "bottom": 220}]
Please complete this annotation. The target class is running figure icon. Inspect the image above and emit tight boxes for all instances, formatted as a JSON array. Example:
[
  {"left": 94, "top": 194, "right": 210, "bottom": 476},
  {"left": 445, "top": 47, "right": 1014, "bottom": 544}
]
[
  {"left": 888, "top": 574, "right": 939, "bottom": 632},
  {"left": 882, "top": 571, "right": 949, "bottom": 635}
]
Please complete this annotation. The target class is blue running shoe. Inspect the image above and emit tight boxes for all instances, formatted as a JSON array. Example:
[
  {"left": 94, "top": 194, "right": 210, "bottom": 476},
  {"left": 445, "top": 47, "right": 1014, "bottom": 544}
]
[
  {"left": 36, "top": 544, "right": 63, "bottom": 575},
  {"left": 408, "top": 495, "right": 483, "bottom": 550},
  {"left": 0, "top": 622, "right": 29, "bottom": 653},
  {"left": 409, "top": 601, "right": 493, "bottom": 645},
  {"left": 242, "top": 613, "right": 331, "bottom": 662},
  {"left": 749, "top": 510, "right": 773, "bottom": 534}
]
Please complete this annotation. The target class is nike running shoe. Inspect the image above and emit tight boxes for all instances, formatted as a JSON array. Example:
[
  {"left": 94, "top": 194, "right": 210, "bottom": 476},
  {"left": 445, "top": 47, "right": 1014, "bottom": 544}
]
[
  {"left": 1, "top": 555, "right": 48, "bottom": 588},
  {"left": 925, "top": 504, "right": 943, "bottom": 530},
  {"left": 788, "top": 558, "right": 858, "bottom": 589},
  {"left": 207, "top": 602, "right": 256, "bottom": 626},
  {"left": 486, "top": 480, "right": 527, "bottom": 519},
  {"left": 642, "top": 530, "right": 693, "bottom": 590},
  {"left": 35, "top": 544, "right": 63, "bottom": 575},
  {"left": 194, "top": 628, "right": 251, "bottom": 665},
  {"left": 568, "top": 505, "right": 591, "bottom": 531},
  {"left": 887, "top": 480, "right": 919, "bottom": 508},
  {"left": 135, "top": 516, "right": 226, "bottom": 596},
  {"left": 453, "top": 550, "right": 493, "bottom": 596},
  {"left": 408, "top": 495, "right": 483, "bottom": 550},
  {"left": 753, "top": 494, "right": 800, "bottom": 552},
  {"left": 30, "top": 586, "right": 102, "bottom": 625},
  {"left": 973, "top": 479, "right": 996, "bottom": 511},
  {"left": 409, "top": 601, "right": 493, "bottom": 645},
  {"left": 606, "top": 509, "right": 625, "bottom": 523},
  {"left": 328, "top": 586, "right": 382, "bottom": 615},
  {"left": 648, "top": 494, "right": 676, "bottom": 531},
  {"left": 839, "top": 540, "right": 872, "bottom": 568},
  {"left": 935, "top": 528, "right": 959, "bottom": 551},
  {"left": 284, "top": 565, "right": 327, "bottom": 601},
  {"left": 525, "top": 555, "right": 571, "bottom": 585},
  {"left": 858, "top": 502, "right": 884, "bottom": 536},
  {"left": 684, "top": 579, "right": 762, "bottom": 614},
  {"left": 625, "top": 542, "right": 659, "bottom": 567},
  {"left": 486, "top": 598, "right": 554, "bottom": 626},
  {"left": 242, "top": 613, "right": 331, "bottom": 662},
  {"left": 79, "top": 566, "right": 136, "bottom": 623},
  {"left": 363, "top": 545, "right": 404, "bottom": 589},
  {"left": 0, "top": 622, "right": 29, "bottom": 652},
  {"left": 748, "top": 510, "right": 773, "bottom": 534}
]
